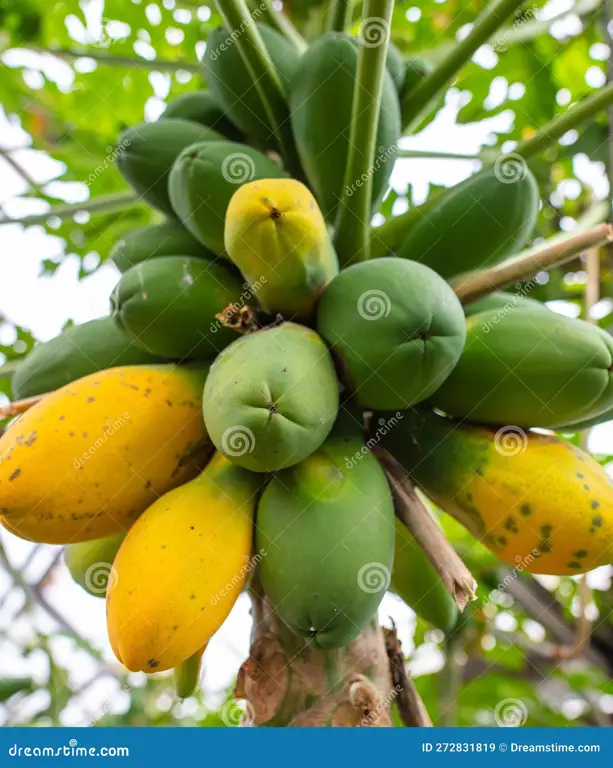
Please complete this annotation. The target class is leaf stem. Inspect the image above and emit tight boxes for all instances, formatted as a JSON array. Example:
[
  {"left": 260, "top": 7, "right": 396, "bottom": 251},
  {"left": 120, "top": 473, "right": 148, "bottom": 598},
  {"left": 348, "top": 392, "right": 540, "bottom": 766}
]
[
  {"left": 326, "top": 0, "right": 353, "bottom": 32},
  {"left": 260, "top": 0, "right": 308, "bottom": 52},
  {"left": 0, "top": 191, "right": 138, "bottom": 228}
]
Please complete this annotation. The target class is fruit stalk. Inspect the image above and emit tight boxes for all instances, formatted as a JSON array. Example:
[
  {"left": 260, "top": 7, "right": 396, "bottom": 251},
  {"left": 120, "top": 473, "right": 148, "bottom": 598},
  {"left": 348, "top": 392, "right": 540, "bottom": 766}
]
[
  {"left": 326, "top": 0, "right": 353, "bottom": 32},
  {"left": 260, "top": 0, "right": 308, "bottom": 51},
  {"left": 0, "top": 393, "right": 45, "bottom": 420}
]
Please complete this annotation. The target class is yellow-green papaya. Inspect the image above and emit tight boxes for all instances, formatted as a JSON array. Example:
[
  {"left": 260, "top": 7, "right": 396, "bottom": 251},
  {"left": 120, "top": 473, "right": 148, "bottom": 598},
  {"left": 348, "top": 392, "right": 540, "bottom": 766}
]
[
  {"left": 163, "top": 90, "right": 243, "bottom": 141},
  {"left": 111, "top": 221, "right": 213, "bottom": 273},
  {"left": 64, "top": 532, "right": 126, "bottom": 598},
  {"left": 224, "top": 179, "right": 338, "bottom": 319}
]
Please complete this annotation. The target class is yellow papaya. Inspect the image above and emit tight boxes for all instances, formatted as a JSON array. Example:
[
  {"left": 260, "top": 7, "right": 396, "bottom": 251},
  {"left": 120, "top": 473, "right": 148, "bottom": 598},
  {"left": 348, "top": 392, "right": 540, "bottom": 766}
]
[
  {"left": 106, "top": 454, "right": 260, "bottom": 673},
  {"left": 382, "top": 410, "right": 613, "bottom": 576},
  {"left": 224, "top": 179, "right": 339, "bottom": 318},
  {"left": 0, "top": 365, "right": 211, "bottom": 544}
]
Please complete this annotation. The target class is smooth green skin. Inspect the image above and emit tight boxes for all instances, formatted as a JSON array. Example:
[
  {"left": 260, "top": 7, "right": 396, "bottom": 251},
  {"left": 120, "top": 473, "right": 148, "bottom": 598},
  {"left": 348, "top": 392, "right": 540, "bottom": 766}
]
[
  {"left": 316, "top": 258, "right": 467, "bottom": 410},
  {"left": 463, "top": 291, "right": 549, "bottom": 318},
  {"left": 390, "top": 517, "right": 458, "bottom": 633},
  {"left": 162, "top": 91, "right": 244, "bottom": 141},
  {"left": 12, "top": 318, "right": 165, "bottom": 399},
  {"left": 168, "top": 141, "right": 285, "bottom": 255},
  {"left": 111, "top": 256, "right": 244, "bottom": 360},
  {"left": 203, "top": 24, "right": 300, "bottom": 145},
  {"left": 256, "top": 429, "right": 395, "bottom": 650},
  {"left": 396, "top": 167, "right": 540, "bottom": 279},
  {"left": 117, "top": 119, "right": 223, "bottom": 215},
  {"left": 432, "top": 309, "right": 613, "bottom": 428},
  {"left": 174, "top": 651, "right": 203, "bottom": 698},
  {"left": 64, "top": 532, "right": 126, "bottom": 598},
  {"left": 203, "top": 323, "right": 339, "bottom": 472},
  {"left": 289, "top": 32, "right": 401, "bottom": 221},
  {"left": 111, "top": 221, "right": 213, "bottom": 273},
  {"left": 385, "top": 42, "right": 406, "bottom": 92}
]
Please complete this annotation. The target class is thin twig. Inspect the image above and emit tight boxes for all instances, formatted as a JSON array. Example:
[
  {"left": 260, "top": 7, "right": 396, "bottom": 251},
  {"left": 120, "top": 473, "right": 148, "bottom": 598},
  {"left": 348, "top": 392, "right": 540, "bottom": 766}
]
[
  {"left": 0, "top": 148, "right": 42, "bottom": 192},
  {"left": 27, "top": 46, "right": 201, "bottom": 72},
  {"left": 384, "top": 626, "right": 432, "bottom": 727},
  {"left": 0, "top": 191, "right": 138, "bottom": 228}
]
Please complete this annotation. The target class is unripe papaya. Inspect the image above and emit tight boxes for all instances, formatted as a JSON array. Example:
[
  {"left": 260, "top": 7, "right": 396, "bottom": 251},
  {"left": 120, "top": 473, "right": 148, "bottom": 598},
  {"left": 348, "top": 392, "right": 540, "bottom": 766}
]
[
  {"left": 390, "top": 518, "right": 458, "bottom": 632},
  {"left": 11, "top": 318, "right": 164, "bottom": 400},
  {"left": 289, "top": 32, "right": 401, "bottom": 220},
  {"left": 224, "top": 179, "right": 338, "bottom": 318},
  {"left": 203, "top": 323, "right": 339, "bottom": 472},
  {"left": 431, "top": 308, "right": 613, "bottom": 428},
  {"left": 107, "top": 454, "right": 259, "bottom": 672},
  {"left": 556, "top": 406, "right": 613, "bottom": 433},
  {"left": 64, "top": 532, "right": 125, "bottom": 598},
  {"left": 386, "top": 42, "right": 406, "bottom": 91},
  {"left": 174, "top": 647, "right": 205, "bottom": 698},
  {"left": 0, "top": 364, "right": 211, "bottom": 544},
  {"left": 256, "top": 423, "right": 395, "bottom": 649},
  {"left": 316, "top": 258, "right": 466, "bottom": 409},
  {"left": 395, "top": 166, "right": 540, "bottom": 279},
  {"left": 111, "top": 256, "right": 244, "bottom": 360},
  {"left": 163, "top": 91, "right": 243, "bottom": 141},
  {"left": 382, "top": 410, "right": 613, "bottom": 575},
  {"left": 168, "top": 141, "right": 285, "bottom": 256},
  {"left": 111, "top": 221, "right": 213, "bottom": 273},
  {"left": 463, "top": 291, "right": 549, "bottom": 318},
  {"left": 203, "top": 24, "right": 300, "bottom": 145},
  {"left": 117, "top": 120, "right": 223, "bottom": 215}
]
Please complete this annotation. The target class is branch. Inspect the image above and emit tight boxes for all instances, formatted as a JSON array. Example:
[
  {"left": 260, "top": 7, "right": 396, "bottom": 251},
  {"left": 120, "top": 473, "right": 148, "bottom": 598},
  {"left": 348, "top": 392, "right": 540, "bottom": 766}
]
[
  {"left": 327, "top": 0, "right": 353, "bottom": 32},
  {"left": 0, "top": 191, "right": 138, "bottom": 228},
  {"left": 0, "top": 394, "right": 46, "bottom": 420},
  {"left": 451, "top": 222, "right": 613, "bottom": 305},
  {"left": 27, "top": 46, "right": 201, "bottom": 73},
  {"left": 376, "top": 448, "right": 477, "bottom": 612},
  {"left": 0, "top": 148, "right": 42, "bottom": 193},
  {"left": 260, "top": 0, "right": 308, "bottom": 52},
  {"left": 384, "top": 626, "right": 432, "bottom": 727}
]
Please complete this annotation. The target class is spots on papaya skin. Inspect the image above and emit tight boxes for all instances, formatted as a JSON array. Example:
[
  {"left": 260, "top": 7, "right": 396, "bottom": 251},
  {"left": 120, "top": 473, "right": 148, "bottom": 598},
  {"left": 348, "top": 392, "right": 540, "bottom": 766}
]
[
  {"left": 591, "top": 500, "right": 600, "bottom": 510},
  {"left": 190, "top": 594, "right": 196, "bottom": 600},
  {"left": 147, "top": 659, "right": 160, "bottom": 669},
  {"left": 573, "top": 550, "right": 588, "bottom": 559},
  {"left": 69, "top": 432, "right": 75, "bottom": 437},
  {"left": 474, "top": 467, "right": 484, "bottom": 476},
  {"left": 520, "top": 503, "right": 532, "bottom": 517},
  {"left": 539, "top": 524, "right": 553, "bottom": 553},
  {"left": 592, "top": 515, "right": 603, "bottom": 527},
  {"left": 504, "top": 517, "right": 519, "bottom": 534},
  {"left": 497, "top": 536, "right": 508, "bottom": 546},
  {"left": 567, "top": 562, "right": 583, "bottom": 570},
  {"left": 145, "top": 480, "right": 152, "bottom": 489},
  {"left": 583, "top": 484, "right": 590, "bottom": 492},
  {"left": 86, "top": 397, "right": 95, "bottom": 403},
  {"left": 577, "top": 473, "right": 584, "bottom": 479},
  {"left": 9, "top": 468, "right": 21, "bottom": 481},
  {"left": 166, "top": 400, "right": 173, "bottom": 407}
]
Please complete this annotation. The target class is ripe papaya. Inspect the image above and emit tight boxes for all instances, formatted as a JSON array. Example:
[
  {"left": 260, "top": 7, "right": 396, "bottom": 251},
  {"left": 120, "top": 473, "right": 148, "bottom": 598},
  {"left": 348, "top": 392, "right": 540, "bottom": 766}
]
[
  {"left": 203, "top": 23, "right": 300, "bottom": 145},
  {"left": 117, "top": 119, "right": 223, "bottom": 215},
  {"left": 11, "top": 317, "right": 164, "bottom": 400},
  {"left": 111, "top": 256, "right": 244, "bottom": 360},
  {"left": 462, "top": 290, "right": 549, "bottom": 318},
  {"left": 203, "top": 323, "right": 338, "bottom": 472},
  {"left": 111, "top": 221, "right": 213, "bottom": 273},
  {"left": 174, "top": 647, "right": 206, "bottom": 698},
  {"left": 224, "top": 179, "right": 338, "bottom": 318},
  {"left": 289, "top": 32, "right": 401, "bottom": 220},
  {"left": 382, "top": 409, "right": 613, "bottom": 576},
  {"left": 106, "top": 454, "right": 259, "bottom": 672},
  {"left": 256, "top": 421, "right": 395, "bottom": 650},
  {"left": 431, "top": 308, "right": 613, "bottom": 428},
  {"left": 395, "top": 166, "right": 540, "bottom": 279},
  {"left": 168, "top": 141, "right": 285, "bottom": 256},
  {"left": 0, "top": 364, "right": 211, "bottom": 544},
  {"left": 64, "top": 532, "right": 126, "bottom": 598},
  {"left": 316, "top": 257, "right": 466, "bottom": 409},
  {"left": 162, "top": 90, "right": 243, "bottom": 141}
]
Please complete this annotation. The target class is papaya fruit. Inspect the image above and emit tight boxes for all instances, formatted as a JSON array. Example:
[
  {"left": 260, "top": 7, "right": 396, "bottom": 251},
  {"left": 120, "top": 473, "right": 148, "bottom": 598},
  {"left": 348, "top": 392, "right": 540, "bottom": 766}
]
[
  {"left": 106, "top": 454, "right": 259, "bottom": 672},
  {"left": 203, "top": 323, "right": 339, "bottom": 472},
  {"left": 395, "top": 166, "right": 540, "bottom": 279},
  {"left": 431, "top": 307, "right": 613, "bottom": 429},
  {"left": 0, "top": 364, "right": 211, "bottom": 544},
  {"left": 203, "top": 23, "right": 300, "bottom": 145},
  {"left": 224, "top": 179, "right": 338, "bottom": 318},
  {"left": 11, "top": 317, "right": 164, "bottom": 400},
  {"left": 289, "top": 32, "right": 401, "bottom": 220},
  {"left": 64, "top": 532, "right": 126, "bottom": 598},
  {"left": 381, "top": 409, "right": 613, "bottom": 575},
  {"left": 462, "top": 290, "right": 549, "bottom": 318},
  {"left": 163, "top": 90, "right": 243, "bottom": 141},
  {"left": 556, "top": 406, "right": 613, "bottom": 433},
  {"left": 117, "top": 119, "right": 223, "bottom": 215},
  {"left": 386, "top": 42, "right": 406, "bottom": 91},
  {"left": 174, "top": 647, "right": 206, "bottom": 698},
  {"left": 390, "top": 517, "right": 458, "bottom": 633},
  {"left": 111, "top": 256, "right": 244, "bottom": 360},
  {"left": 111, "top": 221, "right": 213, "bottom": 273},
  {"left": 256, "top": 421, "right": 395, "bottom": 650},
  {"left": 316, "top": 257, "right": 466, "bottom": 409},
  {"left": 168, "top": 140, "right": 285, "bottom": 256}
]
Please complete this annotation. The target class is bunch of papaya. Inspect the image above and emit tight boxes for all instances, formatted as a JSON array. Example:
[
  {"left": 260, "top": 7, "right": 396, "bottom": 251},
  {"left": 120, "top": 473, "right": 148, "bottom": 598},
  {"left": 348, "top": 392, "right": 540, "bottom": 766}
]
[{"left": 162, "top": 90, "right": 244, "bottom": 141}]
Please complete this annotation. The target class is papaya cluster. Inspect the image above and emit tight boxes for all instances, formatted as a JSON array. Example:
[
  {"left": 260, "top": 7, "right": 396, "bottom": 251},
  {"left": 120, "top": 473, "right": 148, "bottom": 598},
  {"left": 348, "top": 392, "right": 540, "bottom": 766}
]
[{"left": 2, "top": 18, "right": 613, "bottom": 699}]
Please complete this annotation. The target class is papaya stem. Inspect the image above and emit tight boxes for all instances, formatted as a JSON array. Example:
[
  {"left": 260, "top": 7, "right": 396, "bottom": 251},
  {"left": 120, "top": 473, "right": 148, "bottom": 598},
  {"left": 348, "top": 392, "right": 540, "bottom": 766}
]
[
  {"left": 25, "top": 46, "right": 201, "bottom": 73},
  {"left": 402, "top": 0, "right": 528, "bottom": 133},
  {"left": 0, "top": 393, "right": 45, "bottom": 420},
  {"left": 384, "top": 626, "right": 433, "bottom": 727},
  {"left": 0, "top": 190, "right": 138, "bottom": 228},
  {"left": 326, "top": 0, "right": 353, "bottom": 32},
  {"left": 334, "top": 0, "right": 395, "bottom": 266},
  {"left": 259, "top": 0, "right": 308, "bottom": 52}
]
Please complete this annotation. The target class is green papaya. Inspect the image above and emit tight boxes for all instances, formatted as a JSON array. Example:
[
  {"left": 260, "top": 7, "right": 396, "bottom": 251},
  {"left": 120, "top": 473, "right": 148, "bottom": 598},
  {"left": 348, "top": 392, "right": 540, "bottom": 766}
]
[
  {"left": 64, "top": 532, "right": 126, "bottom": 598},
  {"left": 386, "top": 42, "right": 406, "bottom": 91},
  {"left": 12, "top": 317, "right": 165, "bottom": 400},
  {"left": 399, "top": 59, "right": 432, "bottom": 128},
  {"left": 203, "top": 323, "right": 339, "bottom": 472},
  {"left": 168, "top": 141, "right": 285, "bottom": 256},
  {"left": 316, "top": 257, "right": 466, "bottom": 409},
  {"left": 203, "top": 23, "right": 300, "bottom": 145},
  {"left": 163, "top": 90, "right": 243, "bottom": 141},
  {"left": 395, "top": 166, "right": 540, "bottom": 279},
  {"left": 289, "top": 32, "right": 401, "bottom": 221},
  {"left": 256, "top": 422, "right": 395, "bottom": 650},
  {"left": 463, "top": 290, "right": 549, "bottom": 318},
  {"left": 174, "top": 647, "right": 205, "bottom": 698},
  {"left": 111, "top": 256, "right": 244, "bottom": 360},
  {"left": 391, "top": 517, "right": 458, "bottom": 632},
  {"left": 556, "top": 407, "right": 613, "bottom": 432},
  {"left": 117, "top": 119, "right": 223, "bottom": 215},
  {"left": 111, "top": 221, "right": 213, "bottom": 273},
  {"left": 431, "top": 308, "right": 613, "bottom": 428}
]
